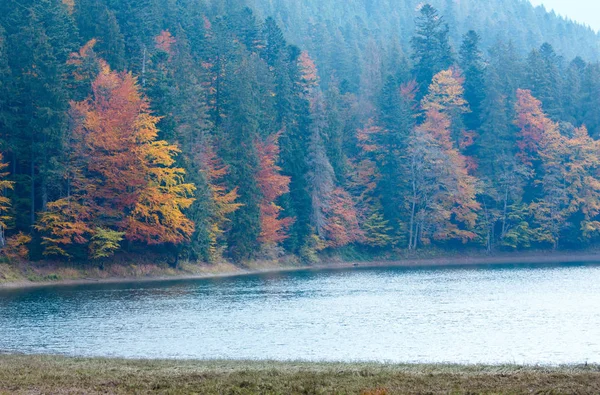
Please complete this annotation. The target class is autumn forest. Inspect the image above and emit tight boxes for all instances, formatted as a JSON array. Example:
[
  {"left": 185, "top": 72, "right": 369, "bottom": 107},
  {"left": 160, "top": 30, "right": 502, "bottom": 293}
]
[{"left": 1, "top": 0, "right": 600, "bottom": 265}]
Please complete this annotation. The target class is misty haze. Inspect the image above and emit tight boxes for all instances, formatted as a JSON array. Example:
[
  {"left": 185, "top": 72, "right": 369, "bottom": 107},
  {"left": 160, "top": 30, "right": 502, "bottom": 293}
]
[{"left": 1, "top": 0, "right": 600, "bottom": 393}]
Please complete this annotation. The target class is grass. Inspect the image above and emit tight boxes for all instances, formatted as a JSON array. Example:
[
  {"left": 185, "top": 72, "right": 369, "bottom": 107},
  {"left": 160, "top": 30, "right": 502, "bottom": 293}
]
[{"left": 1, "top": 355, "right": 599, "bottom": 394}]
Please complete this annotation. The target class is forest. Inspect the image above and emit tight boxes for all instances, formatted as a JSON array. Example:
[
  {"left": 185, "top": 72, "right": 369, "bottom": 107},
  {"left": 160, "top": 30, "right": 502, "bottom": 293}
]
[{"left": 0, "top": 0, "right": 600, "bottom": 264}]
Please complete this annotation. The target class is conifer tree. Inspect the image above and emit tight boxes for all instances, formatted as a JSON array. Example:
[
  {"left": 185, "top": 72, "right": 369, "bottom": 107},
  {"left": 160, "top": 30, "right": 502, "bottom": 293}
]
[
  {"left": 411, "top": 4, "right": 454, "bottom": 95},
  {"left": 459, "top": 30, "right": 485, "bottom": 132}
]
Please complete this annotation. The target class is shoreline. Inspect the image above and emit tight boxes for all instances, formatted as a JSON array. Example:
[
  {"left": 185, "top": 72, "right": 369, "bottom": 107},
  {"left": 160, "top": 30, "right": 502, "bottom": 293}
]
[{"left": 1, "top": 250, "right": 600, "bottom": 290}]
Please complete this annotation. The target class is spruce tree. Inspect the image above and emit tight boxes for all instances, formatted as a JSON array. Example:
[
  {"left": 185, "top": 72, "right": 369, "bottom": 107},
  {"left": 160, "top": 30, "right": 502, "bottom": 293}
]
[
  {"left": 459, "top": 30, "right": 485, "bottom": 131},
  {"left": 411, "top": 4, "right": 454, "bottom": 95}
]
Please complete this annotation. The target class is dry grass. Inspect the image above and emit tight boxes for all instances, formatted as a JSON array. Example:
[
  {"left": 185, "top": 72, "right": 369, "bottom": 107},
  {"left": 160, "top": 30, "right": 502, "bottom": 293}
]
[{"left": 1, "top": 355, "right": 599, "bottom": 394}]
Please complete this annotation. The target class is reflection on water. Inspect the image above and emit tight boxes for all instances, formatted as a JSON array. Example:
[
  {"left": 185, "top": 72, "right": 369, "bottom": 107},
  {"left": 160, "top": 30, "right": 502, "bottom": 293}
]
[{"left": 1, "top": 262, "right": 599, "bottom": 364}]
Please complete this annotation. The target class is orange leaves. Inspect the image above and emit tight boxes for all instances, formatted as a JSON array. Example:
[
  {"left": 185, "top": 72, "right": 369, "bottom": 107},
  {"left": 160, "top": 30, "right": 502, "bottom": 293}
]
[
  {"left": 356, "top": 125, "right": 383, "bottom": 153},
  {"left": 39, "top": 63, "right": 195, "bottom": 257},
  {"left": 35, "top": 198, "right": 93, "bottom": 257},
  {"left": 514, "top": 89, "right": 560, "bottom": 165},
  {"left": 322, "top": 188, "right": 363, "bottom": 248},
  {"left": 256, "top": 133, "right": 293, "bottom": 245},
  {"left": 155, "top": 30, "right": 176, "bottom": 55},
  {"left": 299, "top": 51, "right": 319, "bottom": 89},
  {"left": 67, "top": 39, "right": 97, "bottom": 69},
  {"left": 407, "top": 70, "right": 481, "bottom": 248},
  {"left": 514, "top": 90, "right": 600, "bottom": 246}
]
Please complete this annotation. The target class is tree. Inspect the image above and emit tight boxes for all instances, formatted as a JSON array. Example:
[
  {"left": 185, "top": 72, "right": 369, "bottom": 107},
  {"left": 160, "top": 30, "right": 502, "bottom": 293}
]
[
  {"left": 525, "top": 43, "right": 562, "bottom": 120},
  {"left": 256, "top": 132, "right": 293, "bottom": 246},
  {"left": 411, "top": 4, "right": 454, "bottom": 95},
  {"left": 406, "top": 109, "right": 480, "bottom": 249},
  {"left": 74, "top": 0, "right": 126, "bottom": 69},
  {"left": 407, "top": 70, "right": 480, "bottom": 249},
  {"left": 303, "top": 52, "right": 361, "bottom": 249},
  {"left": 37, "top": 62, "right": 195, "bottom": 258},
  {"left": 200, "top": 143, "right": 242, "bottom": 261},
  {"left": 421, "top": 68, "right": 470, "bottom": 150},
  {"left": 0, "top": 154, "right": 14, "bottom": 247},
  {"left": 459, "top": 30, "right": 485, "bottom": 131},
  {"left": 514, "top": 89, "right": 600, "bottom": 249}
]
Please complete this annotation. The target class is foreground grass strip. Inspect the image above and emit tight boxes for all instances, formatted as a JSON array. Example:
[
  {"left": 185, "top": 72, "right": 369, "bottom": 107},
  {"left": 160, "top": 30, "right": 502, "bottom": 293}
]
[{"left": 1, "top": 355, "right": 599, "bottom": 394}]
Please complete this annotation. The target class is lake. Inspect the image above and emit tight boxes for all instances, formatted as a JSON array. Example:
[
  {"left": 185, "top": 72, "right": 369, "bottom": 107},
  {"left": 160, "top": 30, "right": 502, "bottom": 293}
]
[{"left": 1, "top": 262, "right": 599, "bottom": 364}]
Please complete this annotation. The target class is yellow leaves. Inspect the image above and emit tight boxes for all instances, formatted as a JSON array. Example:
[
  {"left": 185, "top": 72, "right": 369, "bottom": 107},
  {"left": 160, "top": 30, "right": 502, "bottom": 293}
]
[
  {"left": 421, "top": 68, "right": 469, "bottom": 115},
  {"left": 407, "top": 74, "right": 481, "bottom": 247},
  {"left": 135, "top": 113, "right": 162, "bottom": 144},
  {"left": 0, "top": 154, "right": 14, "bottom": 231},
  {"left": 35, "top": 198, "right": 93, "bottom": 257},
  {"left": 38, "top": 63, "right": 197, "bottom": 257},
  {"left": 90, "top": 228, "right": 125, "bottom": 260},
  {"left": 516, "top": 91, "right": 600, "bottom": 244}
]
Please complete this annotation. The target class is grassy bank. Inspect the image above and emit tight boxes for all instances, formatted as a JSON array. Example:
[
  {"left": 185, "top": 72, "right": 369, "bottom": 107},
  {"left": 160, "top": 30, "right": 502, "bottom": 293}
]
[
  {"left": 0, "top": 355, "right": 599, "bottom": 394},
  {"left": 2, "top": 249, "right": 600, "bottom": 289}
]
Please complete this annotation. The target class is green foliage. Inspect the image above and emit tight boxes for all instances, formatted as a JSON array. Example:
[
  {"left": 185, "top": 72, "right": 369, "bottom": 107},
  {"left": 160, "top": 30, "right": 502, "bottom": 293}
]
[
  {"left": 89, "top": 228, "right": 125, "bottom": 259},
  {"left": 1, "top": 0, "right": 600, "bottom": 265},
  {"left": 361, "top": 211, "right": 393, "bottom": 249},
  {"left": 411, "top": 4, "right": 454, "bottom": 93}
]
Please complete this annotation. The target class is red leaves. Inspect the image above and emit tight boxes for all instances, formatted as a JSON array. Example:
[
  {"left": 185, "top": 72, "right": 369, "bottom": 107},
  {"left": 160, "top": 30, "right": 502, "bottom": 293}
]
[
  {"left": 514, "top": 89, "right": 557, "bottom": 165},
  {"left": 155, "top": 30, "right": 176, "bottom": 55},
  {"left": 256, "top": 133, "right": 293, "bottom": 245},
  {"left": 299, "top": 51, "right": 319, "bottom": 87}
]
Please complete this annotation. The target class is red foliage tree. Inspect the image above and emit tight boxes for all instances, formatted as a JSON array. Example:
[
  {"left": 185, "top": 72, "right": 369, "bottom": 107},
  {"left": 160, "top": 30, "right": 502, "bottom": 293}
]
[{"left": 256, "top": 133, "right": 294, "bottom": 245}]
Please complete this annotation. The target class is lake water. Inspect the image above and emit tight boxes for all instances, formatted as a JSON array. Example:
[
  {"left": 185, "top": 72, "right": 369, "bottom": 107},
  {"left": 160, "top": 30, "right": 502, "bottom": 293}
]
[{"left": 1, "top": 262, "right": 600, "bottom": 364}]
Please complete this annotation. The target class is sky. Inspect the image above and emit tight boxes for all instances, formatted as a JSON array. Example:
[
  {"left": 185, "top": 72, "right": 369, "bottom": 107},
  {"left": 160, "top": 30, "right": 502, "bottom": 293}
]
[{"left": 529, "top": 0, "right": 600, "bottom": 32}]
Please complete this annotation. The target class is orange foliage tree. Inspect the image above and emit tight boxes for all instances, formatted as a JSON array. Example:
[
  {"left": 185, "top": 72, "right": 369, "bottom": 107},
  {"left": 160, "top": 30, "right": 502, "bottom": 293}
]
[
  {"left": 301, "top": 54, "right": 362, "bottom": 249},
  {"left": 407, "top": 69, "right": 480, "bottom": 249},
  {"left": 515, "top": 89, "right": 600, "bottom": 248},
  {"left": 199, "top": 142, "right": 242, "bottom": 259},
  {"left": 37, "top": 62, "right": 195, "bottom": 258},
  {"left": 256, "top": 132, "right": 294, "bottom": 245}
]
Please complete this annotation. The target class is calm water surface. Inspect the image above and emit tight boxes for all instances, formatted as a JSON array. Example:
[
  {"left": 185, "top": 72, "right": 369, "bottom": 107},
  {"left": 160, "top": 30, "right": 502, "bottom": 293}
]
[{"left": 1, "top": 263, "right": 599, "bottom": 364}]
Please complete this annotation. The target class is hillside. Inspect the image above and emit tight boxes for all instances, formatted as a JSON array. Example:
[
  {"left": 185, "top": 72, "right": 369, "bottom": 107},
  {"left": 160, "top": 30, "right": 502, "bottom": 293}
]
[
  {"left": 0, "top": 0, "right": 599, "bottom": 266},
  {"left": 248, "top": 0, "right": 600, "bottom": 86}
]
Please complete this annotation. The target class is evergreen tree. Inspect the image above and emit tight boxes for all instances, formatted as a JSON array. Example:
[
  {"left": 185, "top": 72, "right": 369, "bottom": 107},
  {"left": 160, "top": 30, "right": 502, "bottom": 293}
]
[
  {"left": 525, "top": 43, "right": 563, "bottom": 120},
  {"left": 459, "top": 30, "right": 485, "bottom": 131},
  {"left": 411, "top": 4, "right": 454, "bottom": 95}
]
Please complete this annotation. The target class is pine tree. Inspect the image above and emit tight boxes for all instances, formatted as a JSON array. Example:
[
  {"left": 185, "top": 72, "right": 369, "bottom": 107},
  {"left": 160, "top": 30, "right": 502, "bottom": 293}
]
[
  {"left": 525, "top": 43, "right": 563, "bottom": 121},
  {"left": 74, "top": 0, "right": 126, "bottom": 70},
  {"left": 411, "top": 4, "right": 454, "bottom": 95},
  {"left": 459, "top": 30, "right": 485, "bottom": 131}
]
